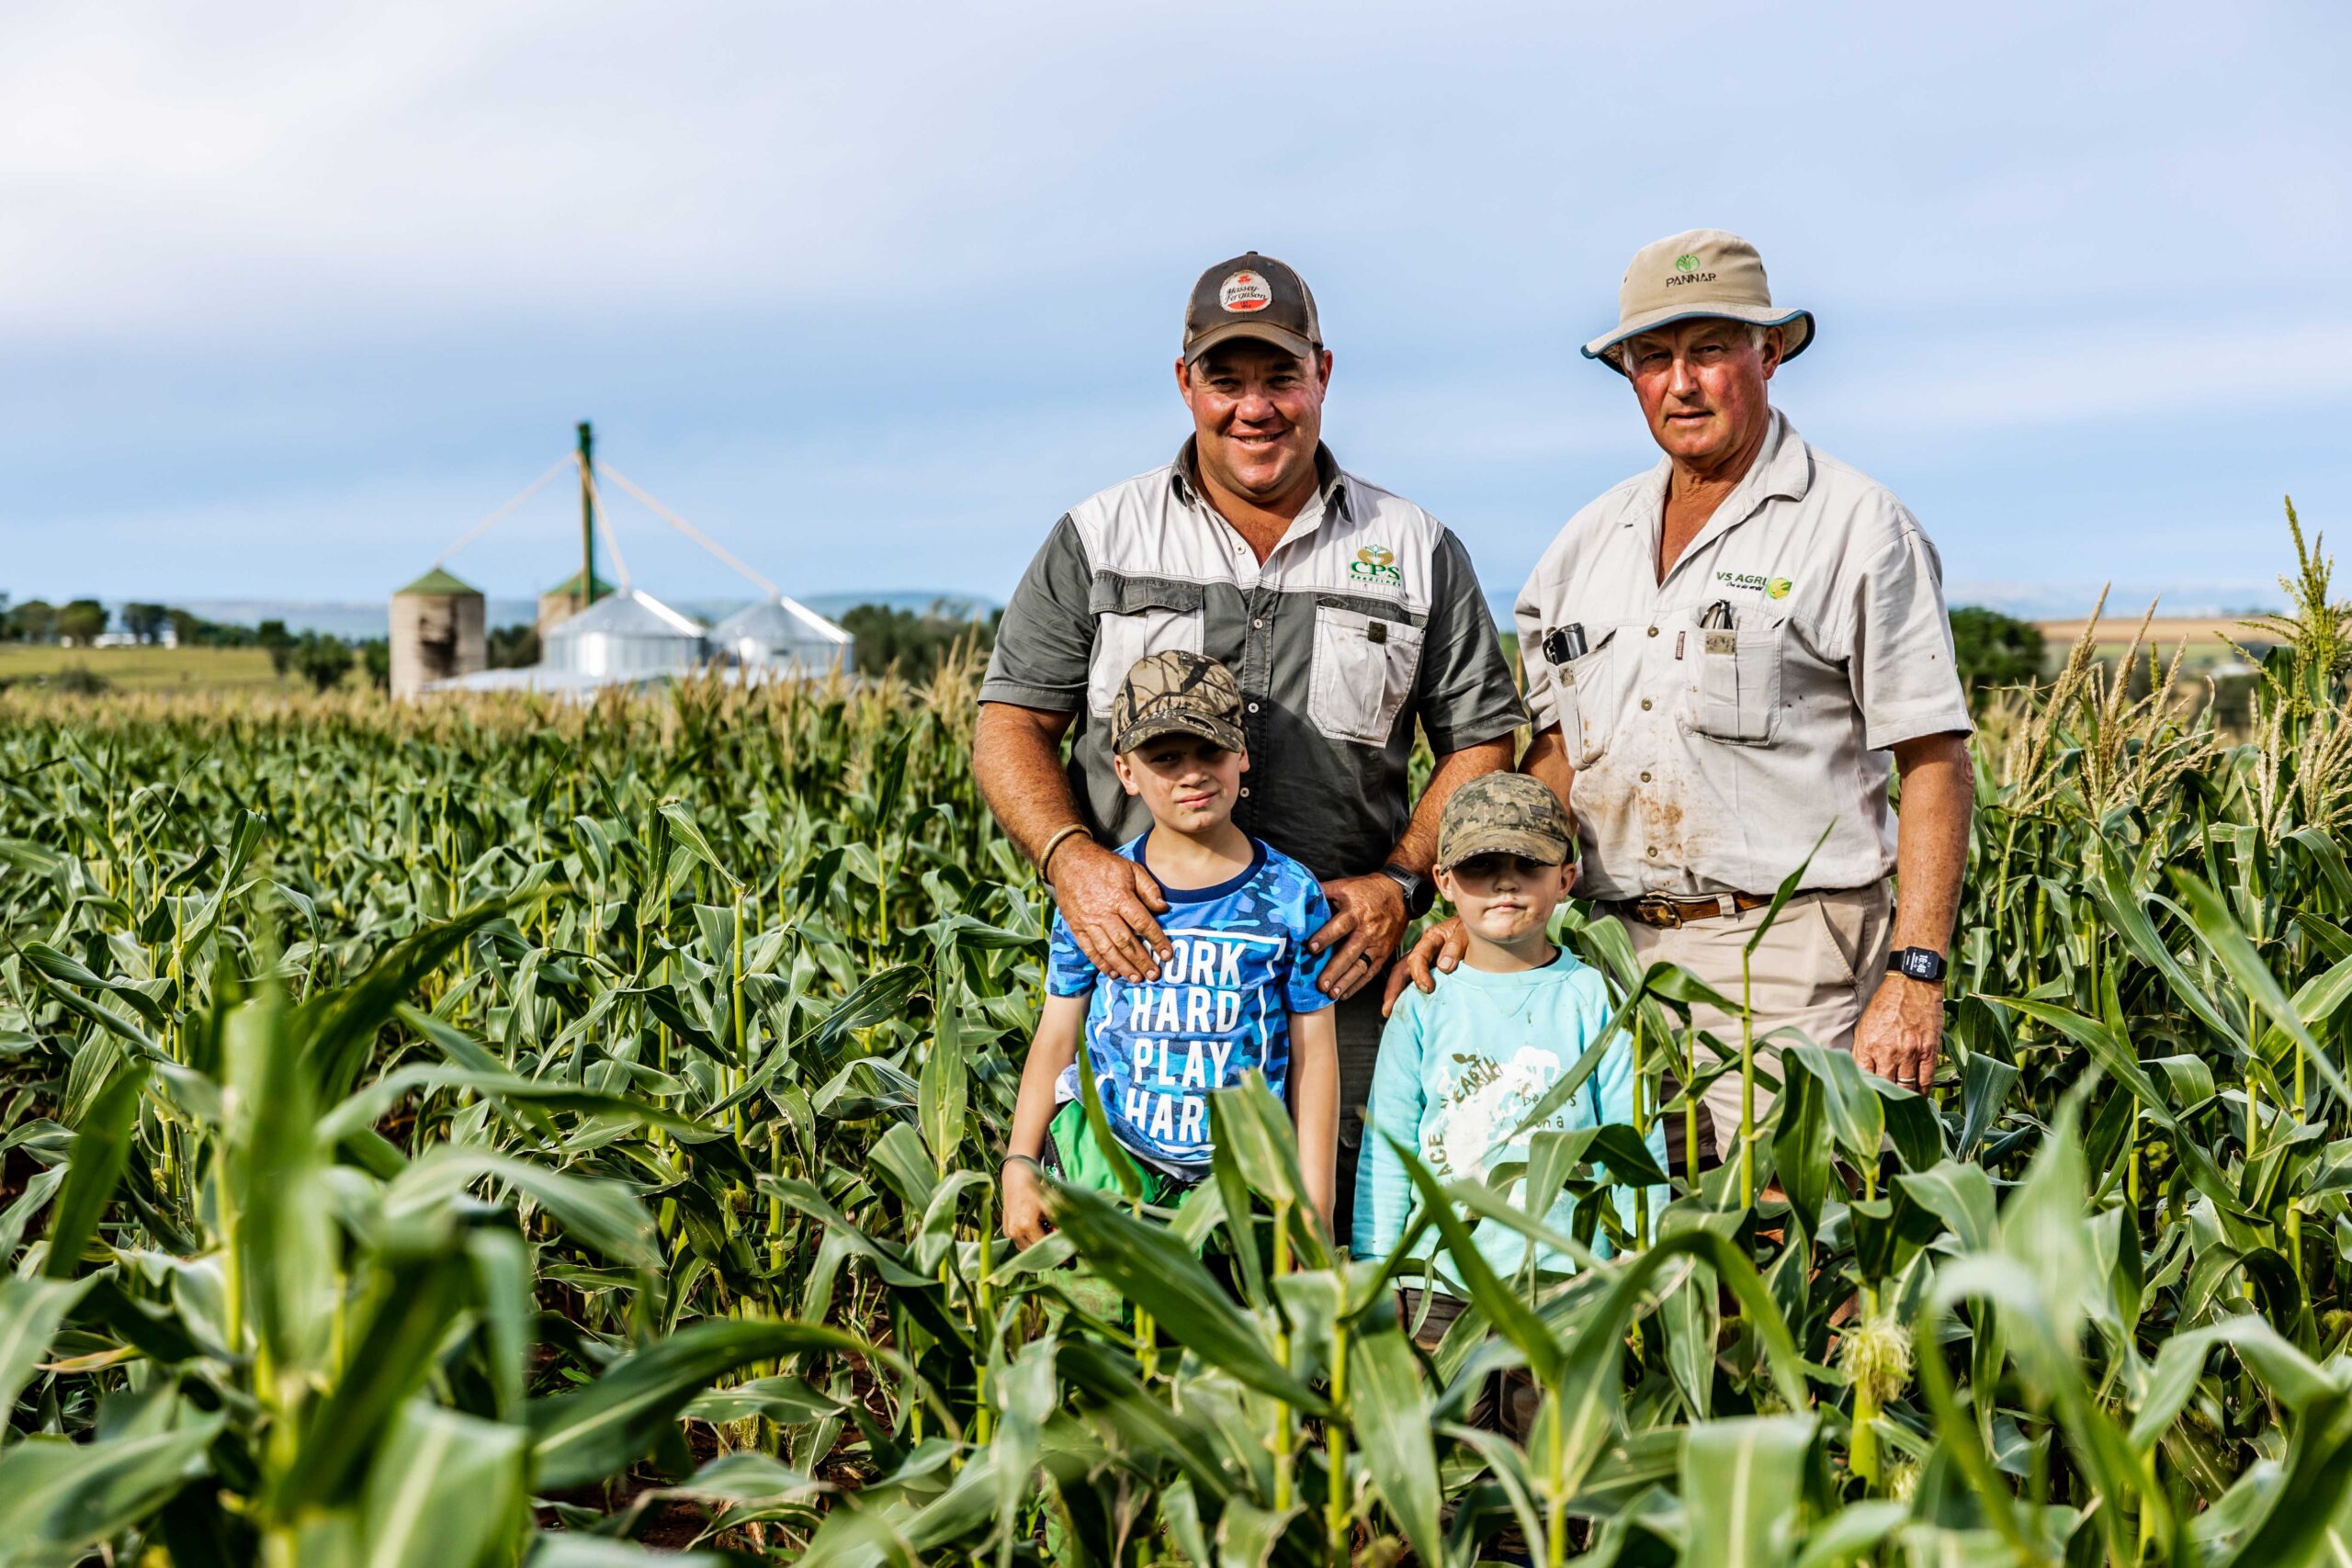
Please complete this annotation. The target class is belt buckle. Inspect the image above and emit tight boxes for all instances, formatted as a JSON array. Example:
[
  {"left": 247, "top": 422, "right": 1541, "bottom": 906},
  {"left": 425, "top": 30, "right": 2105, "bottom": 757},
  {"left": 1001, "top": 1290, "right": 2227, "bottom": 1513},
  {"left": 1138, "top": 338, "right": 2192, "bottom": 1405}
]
[{"left": 1634, "top": 895, "right": 1684, "bottom": 930}]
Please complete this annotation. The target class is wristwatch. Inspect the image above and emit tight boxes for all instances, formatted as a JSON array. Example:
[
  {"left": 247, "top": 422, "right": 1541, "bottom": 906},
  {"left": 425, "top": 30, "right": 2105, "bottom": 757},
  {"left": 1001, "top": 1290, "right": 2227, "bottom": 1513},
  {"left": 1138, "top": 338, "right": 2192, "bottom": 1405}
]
[
  {"left": 1377, "top": 863, "right": 1435, "bottom": 919},
  {"left": 1887, "top": 946, "right": 1949, "bottom": 985}
]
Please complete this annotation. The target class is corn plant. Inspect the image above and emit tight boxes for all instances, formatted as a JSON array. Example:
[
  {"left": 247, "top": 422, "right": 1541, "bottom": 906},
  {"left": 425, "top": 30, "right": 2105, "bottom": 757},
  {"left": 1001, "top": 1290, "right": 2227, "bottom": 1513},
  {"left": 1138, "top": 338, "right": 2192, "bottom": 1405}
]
[{"left": 5, "top": 503, "right": 2352, "bottom": 1562}]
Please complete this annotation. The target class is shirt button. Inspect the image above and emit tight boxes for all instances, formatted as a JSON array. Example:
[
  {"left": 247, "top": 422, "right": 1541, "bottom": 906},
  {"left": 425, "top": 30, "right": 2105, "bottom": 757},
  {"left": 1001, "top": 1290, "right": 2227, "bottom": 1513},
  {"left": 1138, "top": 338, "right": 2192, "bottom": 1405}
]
[
  {"left": 1247, "top": 703, "right": 1260, "bottom": 713},
  {"left": 1640, "top": 697, "right": 1653, "bottom": 711},
  {"left": 1647, "top": 626, "right": 1658, "bottom": 637},
  {"left": 1647, "top": 846, "right": 1658, "bottom": 858},
  {"left": 1252, "top": 618, "right": 1264, "bottom": 628},
  {"left": 1640, "top": 771, "right": 1652, "bottom": 783},
  {"left": 1239, "top": 787, "right": 1250, "bottom": 798}
]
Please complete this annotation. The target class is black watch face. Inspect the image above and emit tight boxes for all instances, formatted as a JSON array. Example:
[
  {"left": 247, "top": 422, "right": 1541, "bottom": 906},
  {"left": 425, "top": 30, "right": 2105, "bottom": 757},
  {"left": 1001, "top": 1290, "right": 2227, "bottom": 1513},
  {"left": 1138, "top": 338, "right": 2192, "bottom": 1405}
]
[{"left": 1897, "top": 949, "right": 1943, "bottom": 982}]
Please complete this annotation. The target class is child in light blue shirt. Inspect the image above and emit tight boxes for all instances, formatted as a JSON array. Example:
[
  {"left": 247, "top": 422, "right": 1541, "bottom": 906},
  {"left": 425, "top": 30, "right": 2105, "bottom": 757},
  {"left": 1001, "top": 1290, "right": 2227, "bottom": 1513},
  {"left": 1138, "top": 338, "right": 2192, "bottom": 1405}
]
[{"left": 1354, "top": 773, "right": 1662, "bottom": 1293}]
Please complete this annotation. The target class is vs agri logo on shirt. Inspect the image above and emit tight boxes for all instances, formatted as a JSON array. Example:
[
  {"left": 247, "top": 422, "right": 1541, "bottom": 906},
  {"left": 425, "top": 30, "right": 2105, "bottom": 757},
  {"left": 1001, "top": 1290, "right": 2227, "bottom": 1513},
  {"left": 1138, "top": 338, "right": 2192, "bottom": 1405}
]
[{"left": 1715, "top": 569, "right": 1795, "bottom": 600}]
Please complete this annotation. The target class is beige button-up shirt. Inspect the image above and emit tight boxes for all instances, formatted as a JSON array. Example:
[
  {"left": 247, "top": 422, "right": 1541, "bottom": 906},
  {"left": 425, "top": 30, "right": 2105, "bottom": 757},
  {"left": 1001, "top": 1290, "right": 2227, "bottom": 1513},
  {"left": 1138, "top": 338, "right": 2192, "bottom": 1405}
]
[{"left": 1515, "top": 411, "right": 1971, "bottom": 902}]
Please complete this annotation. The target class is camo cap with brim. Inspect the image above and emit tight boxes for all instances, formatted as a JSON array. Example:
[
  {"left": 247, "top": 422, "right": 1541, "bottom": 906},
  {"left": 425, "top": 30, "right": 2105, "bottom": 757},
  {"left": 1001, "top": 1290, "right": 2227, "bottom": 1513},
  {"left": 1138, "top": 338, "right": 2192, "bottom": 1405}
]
[
  {"left": 1437, "top": 773, "right": 1574, "bottom": 869},
  {"left": 1582, "top": 228, "right": 1815, "bottom": 375},
  {"left": 1111, "top": 649, "right": 1247, "bottom": 755}
]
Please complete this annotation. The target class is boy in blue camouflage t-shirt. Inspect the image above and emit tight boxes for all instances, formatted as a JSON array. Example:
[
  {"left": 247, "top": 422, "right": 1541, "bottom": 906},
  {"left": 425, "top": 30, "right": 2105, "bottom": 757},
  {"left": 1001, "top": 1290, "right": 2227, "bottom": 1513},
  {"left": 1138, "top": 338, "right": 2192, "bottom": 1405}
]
[{"left": 1002, "top": 650, "right": 1339, "bottom": 1247}]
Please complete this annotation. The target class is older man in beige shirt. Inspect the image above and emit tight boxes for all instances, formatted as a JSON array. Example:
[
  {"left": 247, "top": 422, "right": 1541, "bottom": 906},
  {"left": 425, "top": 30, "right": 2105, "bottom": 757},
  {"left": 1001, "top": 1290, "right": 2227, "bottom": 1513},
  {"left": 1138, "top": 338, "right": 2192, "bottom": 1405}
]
[{"left": 1395, "top": 229, "right": 1975, "bottom": 1173}]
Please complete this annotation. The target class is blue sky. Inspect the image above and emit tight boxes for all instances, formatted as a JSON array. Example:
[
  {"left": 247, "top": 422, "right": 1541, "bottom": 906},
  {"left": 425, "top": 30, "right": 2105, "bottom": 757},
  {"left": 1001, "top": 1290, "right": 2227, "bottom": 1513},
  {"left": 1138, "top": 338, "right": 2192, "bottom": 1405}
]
[{"left": 2, "top": 1, "right": 2346, "bottom": 617}]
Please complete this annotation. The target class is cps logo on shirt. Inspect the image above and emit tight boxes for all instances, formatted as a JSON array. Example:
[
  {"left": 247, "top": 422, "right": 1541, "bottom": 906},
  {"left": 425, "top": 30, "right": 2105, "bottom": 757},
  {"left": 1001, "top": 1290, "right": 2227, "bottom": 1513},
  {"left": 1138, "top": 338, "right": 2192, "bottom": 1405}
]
[{"left": 1350, "top": 545, "right": 1403, "bottom": 588}]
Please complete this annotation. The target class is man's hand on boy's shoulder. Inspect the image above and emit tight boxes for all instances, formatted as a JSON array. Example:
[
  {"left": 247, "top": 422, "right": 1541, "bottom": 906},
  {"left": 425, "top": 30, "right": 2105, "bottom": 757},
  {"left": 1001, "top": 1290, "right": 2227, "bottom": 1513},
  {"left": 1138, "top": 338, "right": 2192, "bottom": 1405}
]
[
  {"left": 1056, "top": 839, "right": 1171, "bottom": 984},
  {"left": 1309, "top": 873, "right": 1408, "bottom": 1000},
  {"left": 1384, "top": 914, "right": 1467, "bottom": 1016}
]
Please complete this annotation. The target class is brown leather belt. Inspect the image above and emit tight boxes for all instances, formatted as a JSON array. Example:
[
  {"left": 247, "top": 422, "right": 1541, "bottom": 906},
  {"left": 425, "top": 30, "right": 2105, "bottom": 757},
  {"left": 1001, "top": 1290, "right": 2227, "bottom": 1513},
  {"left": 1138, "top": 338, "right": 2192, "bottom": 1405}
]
[{"left": 1611, "top": 891, "right": 1776, "bottom": 929}]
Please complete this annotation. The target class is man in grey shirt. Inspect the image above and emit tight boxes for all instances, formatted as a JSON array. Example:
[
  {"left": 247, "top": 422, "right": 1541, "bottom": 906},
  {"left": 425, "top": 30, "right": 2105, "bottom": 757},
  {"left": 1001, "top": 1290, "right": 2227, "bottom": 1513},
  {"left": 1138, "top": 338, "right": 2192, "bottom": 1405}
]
[{"left": 975, "top": 252, "right": 1525, "bottom": 1234}]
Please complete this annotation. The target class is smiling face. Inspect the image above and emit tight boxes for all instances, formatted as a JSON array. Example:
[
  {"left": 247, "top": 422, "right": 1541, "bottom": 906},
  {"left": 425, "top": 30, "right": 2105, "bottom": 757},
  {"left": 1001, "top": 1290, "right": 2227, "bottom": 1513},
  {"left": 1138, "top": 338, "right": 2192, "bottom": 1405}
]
[
  {"left": 1621, "top": 318, "right": 1781, "bottom": 479},
  {"left": 1113, "top": 732, "right": 1248, "bottom": 836},
  {"left": 1437, "top": 852, "right": 1568, "bottom": 952},
  {"left": 1176, "top": 338, "right": 1332, "bottom": 514}
]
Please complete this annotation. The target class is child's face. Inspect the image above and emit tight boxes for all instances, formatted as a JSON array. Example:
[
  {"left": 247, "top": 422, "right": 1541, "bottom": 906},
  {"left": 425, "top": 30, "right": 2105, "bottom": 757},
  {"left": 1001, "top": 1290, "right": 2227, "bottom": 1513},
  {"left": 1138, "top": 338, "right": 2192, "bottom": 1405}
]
[
  {"left": 1436, "top": 852, "right": 1568, "bottom": 946},
  {"left": 1114, "top": 734, "right": 1248, "bottom": 834}
]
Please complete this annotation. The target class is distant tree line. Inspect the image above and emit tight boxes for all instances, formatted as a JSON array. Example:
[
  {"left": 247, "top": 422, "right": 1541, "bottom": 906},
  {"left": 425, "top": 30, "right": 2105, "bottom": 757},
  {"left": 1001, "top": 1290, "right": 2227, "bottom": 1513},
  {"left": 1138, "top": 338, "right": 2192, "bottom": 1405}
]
[
  {"left": 488, "top": 624, "right": 539, "bottom": 669},
  {"left": 1949, "top": 606, "right": 2047, "bottom": 698},
  {"left": 0, "top": 595, "right": 392, "bottom": 694},
  {"left": 0, "top": 596, "right": 281, "bottom": 649},
  {"left": 839, "top": 602, "right": 1001, "bottom": 681}
]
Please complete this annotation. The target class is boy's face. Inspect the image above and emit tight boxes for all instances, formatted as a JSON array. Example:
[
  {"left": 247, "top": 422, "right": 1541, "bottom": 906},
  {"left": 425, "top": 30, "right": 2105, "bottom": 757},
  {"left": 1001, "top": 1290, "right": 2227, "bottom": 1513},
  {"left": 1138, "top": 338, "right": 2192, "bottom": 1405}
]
[
  {"left": 1436, "top": 852, "right": 1568, "bottom": 946},
  {"left": 1113, "top": 733, "right": 1248, "bottom": 834}
]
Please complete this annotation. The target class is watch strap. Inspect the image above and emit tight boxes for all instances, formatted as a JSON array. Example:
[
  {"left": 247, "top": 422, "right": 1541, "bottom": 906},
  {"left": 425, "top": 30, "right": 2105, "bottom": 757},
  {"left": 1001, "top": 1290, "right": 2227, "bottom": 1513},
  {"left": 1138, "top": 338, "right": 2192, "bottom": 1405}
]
[
  {"left": 1887, "top": 945, "right": 1949, "bottom": 983},
  {"left": 1378, "top": 863, "right": 1434, "bottom": 919}
]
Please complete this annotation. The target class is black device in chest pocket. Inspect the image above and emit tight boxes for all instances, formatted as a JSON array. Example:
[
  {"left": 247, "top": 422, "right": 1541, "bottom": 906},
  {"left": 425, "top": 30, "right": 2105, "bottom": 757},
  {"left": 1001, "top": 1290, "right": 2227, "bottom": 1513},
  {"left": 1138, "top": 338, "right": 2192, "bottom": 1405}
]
[{"left": 1541, "top": 624, "right": 1588, "bottom": 665}]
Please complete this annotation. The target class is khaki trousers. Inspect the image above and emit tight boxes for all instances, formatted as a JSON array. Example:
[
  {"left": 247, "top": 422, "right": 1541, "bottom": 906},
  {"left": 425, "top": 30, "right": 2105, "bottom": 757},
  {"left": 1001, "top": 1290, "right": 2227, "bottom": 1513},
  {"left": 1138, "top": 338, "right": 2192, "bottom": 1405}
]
[{"left": 1620, "top": 884, "right": 1892, "bottom": 1168}]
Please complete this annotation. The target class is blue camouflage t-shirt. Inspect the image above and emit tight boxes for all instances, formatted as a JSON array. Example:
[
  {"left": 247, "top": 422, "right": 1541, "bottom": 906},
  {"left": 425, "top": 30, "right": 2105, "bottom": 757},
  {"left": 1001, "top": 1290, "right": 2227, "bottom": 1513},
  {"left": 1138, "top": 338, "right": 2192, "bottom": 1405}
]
[{"left": 1048, "top": 835, "right": 1334, "bottom": 1171}]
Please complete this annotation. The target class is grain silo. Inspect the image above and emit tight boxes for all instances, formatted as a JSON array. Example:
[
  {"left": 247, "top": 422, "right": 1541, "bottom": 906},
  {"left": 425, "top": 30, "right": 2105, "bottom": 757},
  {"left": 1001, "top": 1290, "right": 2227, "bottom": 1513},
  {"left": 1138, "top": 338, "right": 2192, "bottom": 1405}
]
[
  {"left": 542, "top": 588, "right": 707, "bottom": 678},
  {"left": 537, "top": 568, "right": 615, "bottom": 641},
  {"left": 390, "top": 567, "right": 487, "bottom": 697},
  {"left": 710, "top": 595, "right": 855, "bottom": 677}
]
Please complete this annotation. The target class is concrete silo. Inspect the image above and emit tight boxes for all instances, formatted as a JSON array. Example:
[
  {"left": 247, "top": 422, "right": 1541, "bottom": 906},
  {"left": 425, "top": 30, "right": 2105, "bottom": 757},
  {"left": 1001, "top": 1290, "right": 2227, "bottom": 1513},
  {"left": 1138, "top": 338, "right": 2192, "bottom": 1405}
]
[
  {"left": 537, "top": 568, "right": 615, "bottom": 641},
  {"left": 390, "top": 567, "right": 486, "bottom": 697}
]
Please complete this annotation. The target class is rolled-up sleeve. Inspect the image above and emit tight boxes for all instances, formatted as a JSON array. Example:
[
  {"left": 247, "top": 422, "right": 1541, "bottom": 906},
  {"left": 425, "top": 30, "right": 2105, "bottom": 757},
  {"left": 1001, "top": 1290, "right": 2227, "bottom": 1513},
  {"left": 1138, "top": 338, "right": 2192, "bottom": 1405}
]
[
  {"left": 1848, "top": 518, "right": 1973, "bottom": 751},
  {"left": 1413, "top": 530, "right": 1527, "bottom": 754},
  {"left": 979, "top": 514, "right": 1094, "bottom": 712}
]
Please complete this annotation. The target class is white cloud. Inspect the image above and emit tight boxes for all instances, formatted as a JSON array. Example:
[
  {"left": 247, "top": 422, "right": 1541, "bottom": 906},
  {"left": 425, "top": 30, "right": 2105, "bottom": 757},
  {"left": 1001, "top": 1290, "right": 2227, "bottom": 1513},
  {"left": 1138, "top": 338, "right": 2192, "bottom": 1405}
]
[{"left": 0, "top": 0, "right": 2346, "bottom": 602}]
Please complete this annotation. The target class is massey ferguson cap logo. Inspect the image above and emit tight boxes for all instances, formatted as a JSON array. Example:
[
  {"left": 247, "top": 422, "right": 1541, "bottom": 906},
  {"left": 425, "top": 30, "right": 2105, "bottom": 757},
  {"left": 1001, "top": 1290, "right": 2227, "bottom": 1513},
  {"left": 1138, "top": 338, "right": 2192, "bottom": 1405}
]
[{"left": 1219, "top": 271, "right": 1273, "bottom": 313}]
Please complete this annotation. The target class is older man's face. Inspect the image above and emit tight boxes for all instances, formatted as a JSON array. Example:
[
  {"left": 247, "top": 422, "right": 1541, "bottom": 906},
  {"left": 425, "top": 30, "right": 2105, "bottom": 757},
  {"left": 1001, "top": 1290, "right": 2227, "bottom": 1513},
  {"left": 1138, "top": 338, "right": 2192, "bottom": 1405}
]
[
  {"left": 1177, "top": 339, "right": 1332, "bottom": 510},
  {"left": 1622, "top": 319, "right": 1781, "bottom": 475}
]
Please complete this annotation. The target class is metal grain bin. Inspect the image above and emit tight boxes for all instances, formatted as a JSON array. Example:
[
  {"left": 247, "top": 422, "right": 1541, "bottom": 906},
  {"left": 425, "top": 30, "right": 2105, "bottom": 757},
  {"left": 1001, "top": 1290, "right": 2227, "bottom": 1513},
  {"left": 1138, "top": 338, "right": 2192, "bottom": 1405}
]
[
  {"left": 542, "top": 589, "right": 707, "bottom": 678},
  {"left": 390, "top": 567, "right": 487, "bottom": 698},
  {"left": 709, "top": 596, "right": 854, "bottom": 677}
]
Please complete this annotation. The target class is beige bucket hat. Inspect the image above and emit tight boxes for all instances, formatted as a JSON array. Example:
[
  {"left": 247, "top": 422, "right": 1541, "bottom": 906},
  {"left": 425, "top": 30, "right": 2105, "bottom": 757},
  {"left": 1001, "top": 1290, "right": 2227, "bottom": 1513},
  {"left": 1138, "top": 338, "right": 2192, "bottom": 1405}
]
[{"left": 1582, "top": 228, "right": 1815, "bottom": 374}]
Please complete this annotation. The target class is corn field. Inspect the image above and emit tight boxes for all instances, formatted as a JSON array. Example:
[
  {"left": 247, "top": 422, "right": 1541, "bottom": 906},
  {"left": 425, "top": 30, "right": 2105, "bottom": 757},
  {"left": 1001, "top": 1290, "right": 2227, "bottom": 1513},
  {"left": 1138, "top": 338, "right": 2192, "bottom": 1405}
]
[{"left": 6, "top": 510, "right": 2352, "bottom": 1566}]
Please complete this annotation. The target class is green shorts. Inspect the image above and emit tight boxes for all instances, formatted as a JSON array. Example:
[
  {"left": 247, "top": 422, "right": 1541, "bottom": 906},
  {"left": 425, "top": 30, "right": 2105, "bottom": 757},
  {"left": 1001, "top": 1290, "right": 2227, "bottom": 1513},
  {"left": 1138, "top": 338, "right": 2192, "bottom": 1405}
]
[{"left": 1043, "top": 1100, "right": 1200, "bottom": 1207}]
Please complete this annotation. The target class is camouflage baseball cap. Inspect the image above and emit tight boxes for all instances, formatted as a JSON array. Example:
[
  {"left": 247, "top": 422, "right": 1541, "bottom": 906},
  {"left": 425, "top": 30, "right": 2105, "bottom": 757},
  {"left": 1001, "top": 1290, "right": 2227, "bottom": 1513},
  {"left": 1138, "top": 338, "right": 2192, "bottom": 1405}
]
[
  {"left": 1111, "top": 649, "right": 1247, "bottom": 755},
  {"left": 1437, "top": 773, "right": 1574, "bottom": 869}
]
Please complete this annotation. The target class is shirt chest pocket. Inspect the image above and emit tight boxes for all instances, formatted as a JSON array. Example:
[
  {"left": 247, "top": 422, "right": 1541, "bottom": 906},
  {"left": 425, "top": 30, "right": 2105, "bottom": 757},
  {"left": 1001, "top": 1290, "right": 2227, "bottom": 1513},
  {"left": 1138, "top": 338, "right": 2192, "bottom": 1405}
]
[
  {"left": 1690, "top": 621, "right": 1786, "bottom": 745},
  {"left": 1307, "top": 601, "right": 1425, "bottom": 746},
  {"left": 1087, "top": 579, "right": 1207, "bottom": 718},
  {"left": 1548, "top": 629, "right": 1618, "bottom": 769}
]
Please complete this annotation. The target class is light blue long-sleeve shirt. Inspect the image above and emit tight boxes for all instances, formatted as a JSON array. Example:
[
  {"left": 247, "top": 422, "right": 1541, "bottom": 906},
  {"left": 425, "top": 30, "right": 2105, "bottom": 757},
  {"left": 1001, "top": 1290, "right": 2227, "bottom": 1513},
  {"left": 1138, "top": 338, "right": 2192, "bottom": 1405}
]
[{"left": 1351, "top": 951, "right": 1663, "bottom": 1286}]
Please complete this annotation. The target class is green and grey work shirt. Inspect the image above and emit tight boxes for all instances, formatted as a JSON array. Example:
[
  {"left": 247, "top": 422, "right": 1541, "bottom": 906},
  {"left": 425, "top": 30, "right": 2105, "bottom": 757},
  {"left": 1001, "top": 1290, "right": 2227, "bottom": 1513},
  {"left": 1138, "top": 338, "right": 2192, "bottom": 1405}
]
[
  {"left": 1515, "top": 411, "right": 1972, "bottom": 902},
  {"left": 982, "top": 444, "right": 1525, "bottom": 881}
]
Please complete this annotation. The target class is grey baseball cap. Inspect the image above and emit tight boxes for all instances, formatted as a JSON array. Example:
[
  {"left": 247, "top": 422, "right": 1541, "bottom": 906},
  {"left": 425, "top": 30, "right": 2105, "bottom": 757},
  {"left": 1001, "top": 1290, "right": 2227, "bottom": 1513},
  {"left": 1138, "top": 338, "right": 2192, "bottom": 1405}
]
[
  {"left": 1582, "top": 229, "right": 1815, "bottom": 374},
  {"left": 1437, "top": 773, "right": 1574, "bottom": 869},
  {"left": 1183, "top": 252, "right": 1321, "bottom": 364}
]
